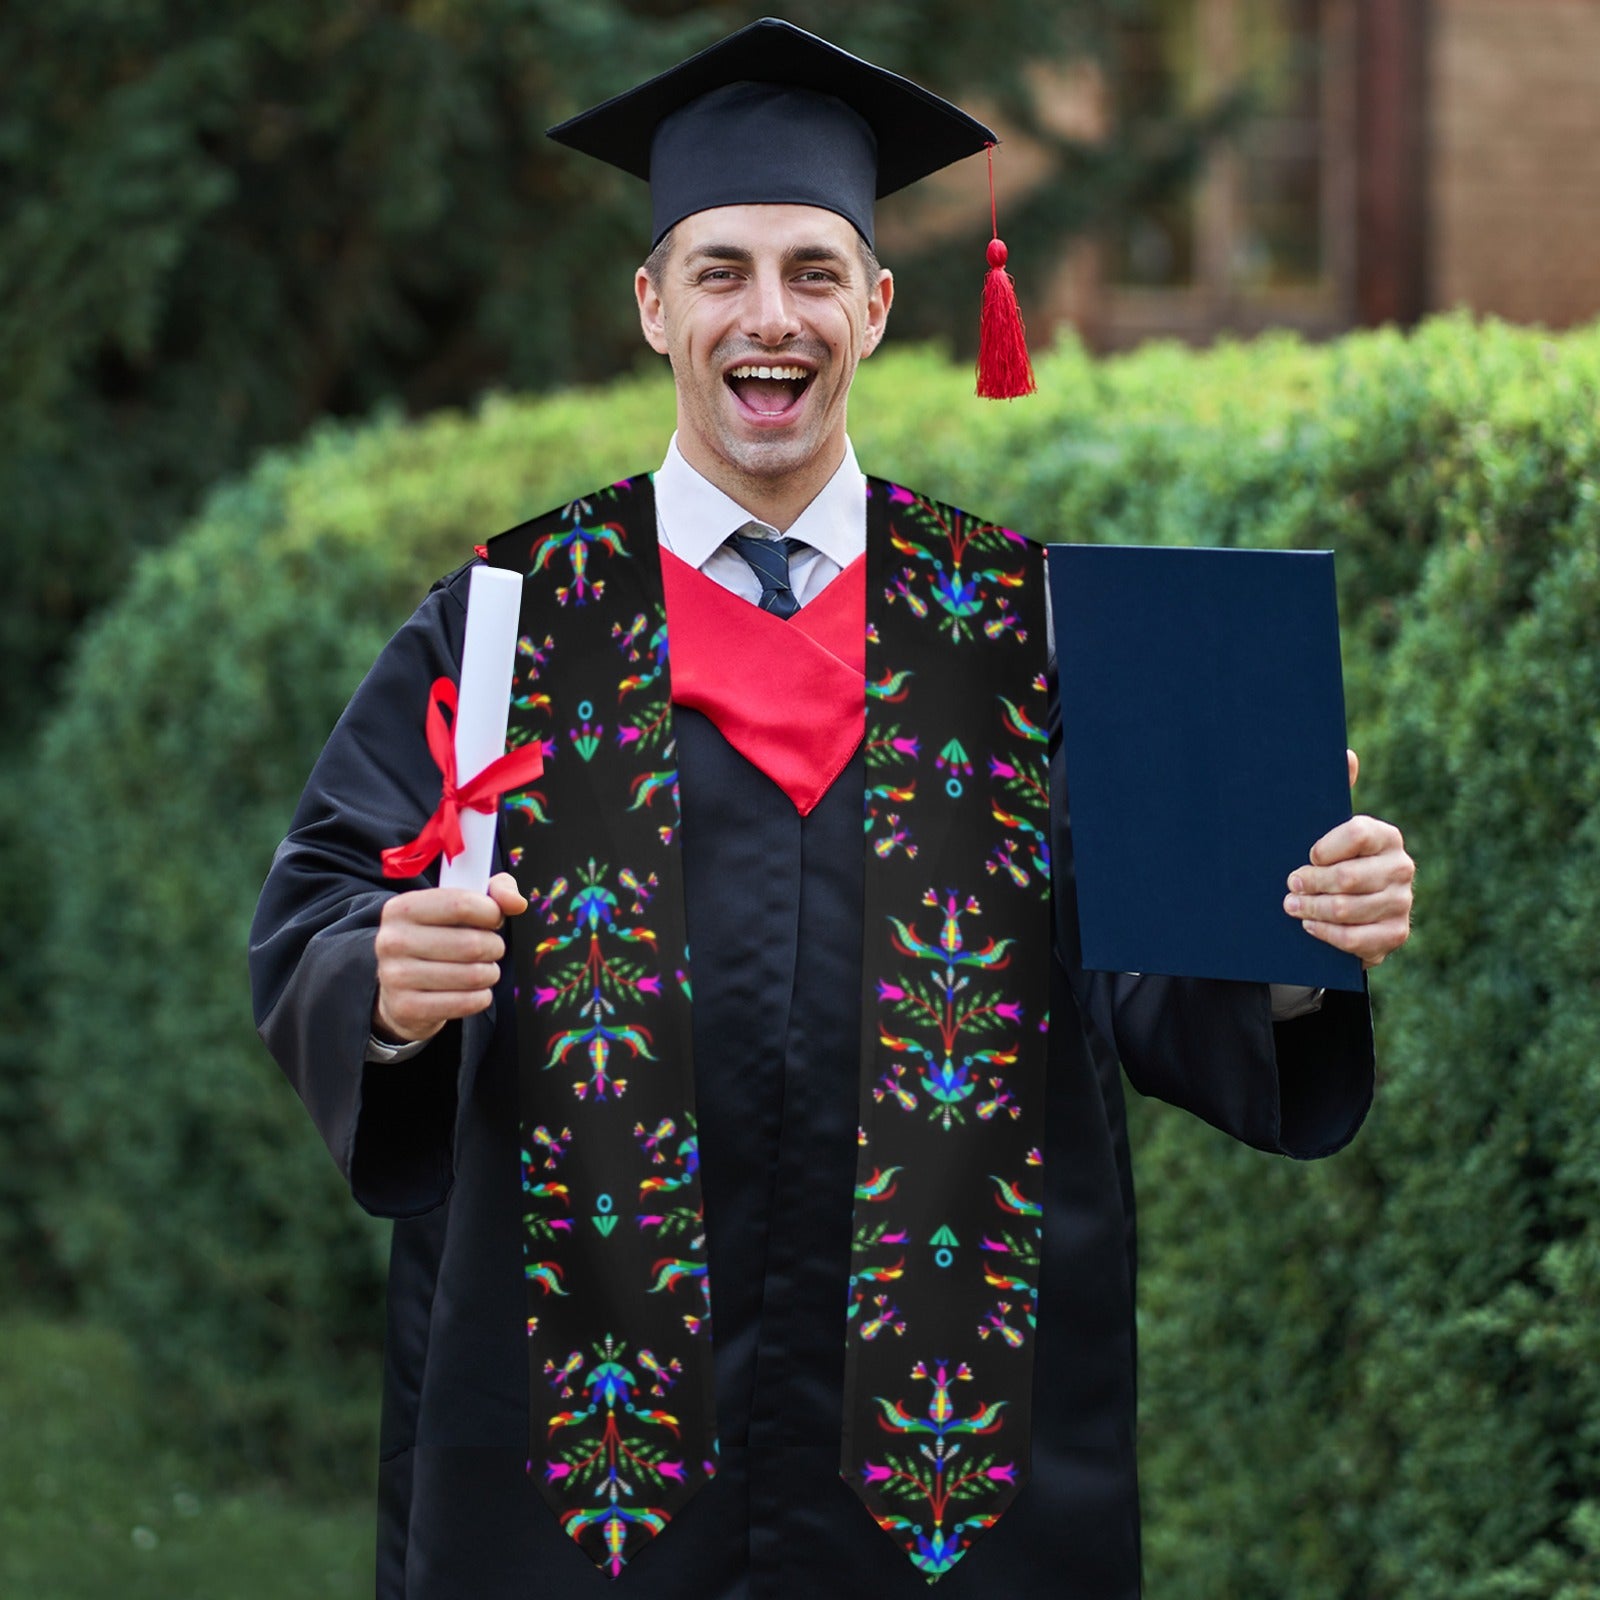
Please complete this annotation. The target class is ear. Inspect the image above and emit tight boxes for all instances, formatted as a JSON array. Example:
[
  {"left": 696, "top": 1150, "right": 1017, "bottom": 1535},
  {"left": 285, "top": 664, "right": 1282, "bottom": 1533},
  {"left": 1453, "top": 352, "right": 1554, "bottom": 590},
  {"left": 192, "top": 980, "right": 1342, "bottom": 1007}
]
[
  {"left": 861, "top": 268, "right": 894, "bottom": 358},
  {"left": 636, "top": 266, "right": 670, "bottom": 356}
]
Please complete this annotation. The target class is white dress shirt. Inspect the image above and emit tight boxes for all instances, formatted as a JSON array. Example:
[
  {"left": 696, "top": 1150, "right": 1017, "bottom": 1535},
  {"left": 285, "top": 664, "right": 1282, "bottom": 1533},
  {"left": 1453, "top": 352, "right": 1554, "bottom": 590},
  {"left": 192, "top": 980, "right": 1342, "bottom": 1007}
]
[{"left": 653, "top": 433, "right": 863, "bottom": 606}]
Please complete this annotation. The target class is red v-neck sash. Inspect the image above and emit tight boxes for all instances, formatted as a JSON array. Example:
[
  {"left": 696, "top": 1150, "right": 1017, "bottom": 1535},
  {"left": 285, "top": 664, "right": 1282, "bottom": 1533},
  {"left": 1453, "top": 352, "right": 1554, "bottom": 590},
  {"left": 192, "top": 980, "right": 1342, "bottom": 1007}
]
[{"left": 659, "top": 547, "right": 866, "bottom": 815}]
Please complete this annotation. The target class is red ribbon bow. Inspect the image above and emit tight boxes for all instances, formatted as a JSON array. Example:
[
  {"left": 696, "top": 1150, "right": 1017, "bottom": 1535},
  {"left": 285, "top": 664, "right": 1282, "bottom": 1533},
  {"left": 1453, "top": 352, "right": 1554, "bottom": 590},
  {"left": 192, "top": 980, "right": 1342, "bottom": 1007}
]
[{"left": 381, "top": 677, "right": 546, "bottom": 879}]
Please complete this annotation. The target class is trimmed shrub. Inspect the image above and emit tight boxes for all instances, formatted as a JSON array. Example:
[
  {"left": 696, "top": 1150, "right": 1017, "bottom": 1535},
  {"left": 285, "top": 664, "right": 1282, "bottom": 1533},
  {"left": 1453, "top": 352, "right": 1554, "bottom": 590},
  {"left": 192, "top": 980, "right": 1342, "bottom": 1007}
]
[
  {"left": 34, "top": 379, "right": 675, "bottom": 1479},
  {"left": 1123, "top": 323, "right": 1600, "bottom": 1600}
]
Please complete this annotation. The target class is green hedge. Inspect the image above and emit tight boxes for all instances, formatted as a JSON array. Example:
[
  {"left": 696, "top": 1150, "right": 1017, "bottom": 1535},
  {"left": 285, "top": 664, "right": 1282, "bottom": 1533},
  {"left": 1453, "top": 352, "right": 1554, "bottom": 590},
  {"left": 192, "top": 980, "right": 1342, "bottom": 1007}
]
[
  {"left": 32, "top": 379, "right": 677, "bottom": 1479},
  {"left": 32, "top": 318, "right": 1600, "bottom": 1597},
  {"left": 1121, "top": 325, "right": 1600, "bottom": 1600}
]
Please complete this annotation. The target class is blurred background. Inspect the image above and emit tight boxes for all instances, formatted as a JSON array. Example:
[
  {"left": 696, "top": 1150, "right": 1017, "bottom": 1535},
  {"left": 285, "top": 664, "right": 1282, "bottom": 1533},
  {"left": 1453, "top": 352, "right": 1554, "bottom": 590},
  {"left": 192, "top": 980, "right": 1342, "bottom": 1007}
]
[{"left": 3, "top": 2, "right": 1599, "bottom": 1596}]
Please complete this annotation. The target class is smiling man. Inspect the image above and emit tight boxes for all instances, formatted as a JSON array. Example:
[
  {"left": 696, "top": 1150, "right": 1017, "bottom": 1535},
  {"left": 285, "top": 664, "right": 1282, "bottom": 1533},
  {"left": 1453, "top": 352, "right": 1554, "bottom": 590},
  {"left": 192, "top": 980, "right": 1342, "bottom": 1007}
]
[{"left": 250, "top": 18, "right": 1413, "bottom": 1600}]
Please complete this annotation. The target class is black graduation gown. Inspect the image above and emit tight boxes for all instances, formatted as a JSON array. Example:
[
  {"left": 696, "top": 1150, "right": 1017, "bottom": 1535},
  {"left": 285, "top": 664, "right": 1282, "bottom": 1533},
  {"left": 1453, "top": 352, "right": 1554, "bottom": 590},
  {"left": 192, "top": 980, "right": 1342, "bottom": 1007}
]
[{"left": 250, "top": 554, "right": 1374, "bottom": 1600}]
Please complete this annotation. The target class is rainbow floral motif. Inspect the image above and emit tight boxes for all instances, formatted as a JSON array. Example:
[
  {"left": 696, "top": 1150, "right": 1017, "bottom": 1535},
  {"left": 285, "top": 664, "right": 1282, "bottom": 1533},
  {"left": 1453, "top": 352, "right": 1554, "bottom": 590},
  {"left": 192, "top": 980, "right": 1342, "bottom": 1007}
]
[
  {"left": 542, "top": 1334, "right": 689, "bottom": 1577},
  {"left": 521, "top": 1122, "right": 575, "bottom": 1247},
  {"left": 504, "top": 631, "right": 555, "bottom": 818},
  {"left": 882, "top": 485, "right": 1031, "bottom": 645},
  {"left": 636, "top": 1113, "right": 711, "bottom": 1336},
  {"left": 986, "top": 679, "right": 1052, "bottom": 891},
  {"left": 862, "top": 1359, "right": 1016, "bottom": 1578},
  {"left": 499, "top": 471, "right": 1049, "bottom": 1579},
  {"left": 528, "top": 858, "right": 666, "bottom": 1100},
  {"left": 501, "top": 474, "right": 713, "bottom": 1579},
  {"left": 614, "top": 610, "right": 680, "bottom": 845},
  {"left": 848, "top": 478, "right": 1050, "bottom": 1581},
  {"left": 990, "top": 1173, "right": 1042, "bottom": 1218},
  {"left": 613, "top": 615, "right": 671, "bottom": 750},
  {"left": 865, "top": 720, "right": 920, "bottom": 857},
  {"left": 528, "top": 486, "right": 630, "bottom": 607},
  {"left": 978, "top": 1221, "right": 1040, "bottom": 1341},
  {"left": 513, "top": 632, "right": 555, "bottom": 716},
  {"left": 847, "top": 1167, "right": 910, "bottom": 1338},
  {"left": 876, "top": 891, "right": 1024, "bottom": 1131}
]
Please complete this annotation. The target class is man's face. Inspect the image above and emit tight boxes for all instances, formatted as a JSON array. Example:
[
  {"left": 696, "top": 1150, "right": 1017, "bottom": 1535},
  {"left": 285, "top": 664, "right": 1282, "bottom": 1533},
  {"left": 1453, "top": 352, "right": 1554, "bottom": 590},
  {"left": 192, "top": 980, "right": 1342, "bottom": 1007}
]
[{"left": 635, "top": 204, "right": 893, "bottom": 494}]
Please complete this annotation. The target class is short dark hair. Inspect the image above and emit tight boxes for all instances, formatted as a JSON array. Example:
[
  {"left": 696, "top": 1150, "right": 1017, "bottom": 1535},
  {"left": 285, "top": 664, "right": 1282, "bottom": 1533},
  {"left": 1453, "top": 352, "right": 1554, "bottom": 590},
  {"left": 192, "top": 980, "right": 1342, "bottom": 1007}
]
[{"left": 643, "top": 227, "right": 676, "bottom": 291}]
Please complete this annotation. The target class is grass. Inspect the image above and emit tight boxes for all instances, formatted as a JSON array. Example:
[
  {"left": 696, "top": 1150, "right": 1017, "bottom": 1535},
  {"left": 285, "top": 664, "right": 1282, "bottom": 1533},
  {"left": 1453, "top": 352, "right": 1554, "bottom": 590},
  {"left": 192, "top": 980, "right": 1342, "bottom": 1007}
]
[{"left": 0, "top": 1314, "right": 371, "bottom": 1599}]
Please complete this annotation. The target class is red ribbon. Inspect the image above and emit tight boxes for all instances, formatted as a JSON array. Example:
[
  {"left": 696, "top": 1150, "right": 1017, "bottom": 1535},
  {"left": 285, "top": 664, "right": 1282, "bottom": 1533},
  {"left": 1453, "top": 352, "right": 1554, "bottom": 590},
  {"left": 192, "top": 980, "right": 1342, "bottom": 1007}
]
[{"left": 381, "top": 677, "right": 546, "bottom": 879}]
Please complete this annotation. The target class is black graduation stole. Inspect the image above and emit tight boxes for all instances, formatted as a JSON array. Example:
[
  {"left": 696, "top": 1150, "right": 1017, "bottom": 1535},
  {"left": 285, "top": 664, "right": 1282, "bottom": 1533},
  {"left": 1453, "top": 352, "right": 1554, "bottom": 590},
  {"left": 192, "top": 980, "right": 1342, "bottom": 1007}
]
[{"left": 488, "top": 473, "right": 1051, "bottom": 1583}]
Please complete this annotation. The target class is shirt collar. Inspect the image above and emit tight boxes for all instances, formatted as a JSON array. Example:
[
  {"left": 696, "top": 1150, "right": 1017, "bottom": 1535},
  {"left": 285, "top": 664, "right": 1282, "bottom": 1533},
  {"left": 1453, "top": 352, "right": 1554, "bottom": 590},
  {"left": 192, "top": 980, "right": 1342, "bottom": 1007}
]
[{"left": 654, "top": 434, "right": 865, "bottom": 570}]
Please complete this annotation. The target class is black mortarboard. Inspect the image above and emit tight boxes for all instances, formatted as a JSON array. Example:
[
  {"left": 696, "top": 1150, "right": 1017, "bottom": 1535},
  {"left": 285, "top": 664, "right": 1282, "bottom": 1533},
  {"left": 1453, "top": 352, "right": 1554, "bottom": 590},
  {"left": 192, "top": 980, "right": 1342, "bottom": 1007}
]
[{"left": 546, "top": 16, "right": 998, "bottom": 249}]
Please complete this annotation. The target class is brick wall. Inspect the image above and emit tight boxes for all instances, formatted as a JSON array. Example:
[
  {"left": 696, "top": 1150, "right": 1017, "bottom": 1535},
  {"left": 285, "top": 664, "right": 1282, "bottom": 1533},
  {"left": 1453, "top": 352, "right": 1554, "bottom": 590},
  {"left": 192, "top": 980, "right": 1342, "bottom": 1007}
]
[{"left": 1431, "top": 0, "right": 1600, "bottom": 327}]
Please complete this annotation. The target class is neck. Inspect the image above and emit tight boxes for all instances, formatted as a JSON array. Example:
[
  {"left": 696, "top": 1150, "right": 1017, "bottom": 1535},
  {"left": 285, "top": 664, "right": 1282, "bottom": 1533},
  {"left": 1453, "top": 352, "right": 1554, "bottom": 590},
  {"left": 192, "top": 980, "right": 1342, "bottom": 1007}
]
[{"left": 676, "top": 435, "right": 847, "bottom": 533}]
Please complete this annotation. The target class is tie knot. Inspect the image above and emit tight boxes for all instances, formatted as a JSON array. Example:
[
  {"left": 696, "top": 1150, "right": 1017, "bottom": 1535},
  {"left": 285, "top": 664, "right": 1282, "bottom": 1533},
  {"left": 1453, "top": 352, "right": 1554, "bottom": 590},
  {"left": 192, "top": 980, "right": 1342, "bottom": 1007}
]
[{"left": 727, "top": 526, "right": 806, "bottom": 618}]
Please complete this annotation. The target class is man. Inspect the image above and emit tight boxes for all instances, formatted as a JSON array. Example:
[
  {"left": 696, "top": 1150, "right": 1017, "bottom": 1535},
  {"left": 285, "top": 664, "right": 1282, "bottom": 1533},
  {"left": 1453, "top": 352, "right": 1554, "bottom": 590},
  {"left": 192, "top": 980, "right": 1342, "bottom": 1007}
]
[{"left": 250, "top": 19, "right": 1413, "bottom": 1600}]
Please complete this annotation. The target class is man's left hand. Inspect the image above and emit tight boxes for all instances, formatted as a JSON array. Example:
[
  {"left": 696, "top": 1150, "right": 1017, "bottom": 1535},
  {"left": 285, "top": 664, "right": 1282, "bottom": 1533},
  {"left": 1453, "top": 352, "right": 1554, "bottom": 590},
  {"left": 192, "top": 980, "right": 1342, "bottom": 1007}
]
[{"left": 1284, "top": 750, "right": 1415, "bottom": 968}]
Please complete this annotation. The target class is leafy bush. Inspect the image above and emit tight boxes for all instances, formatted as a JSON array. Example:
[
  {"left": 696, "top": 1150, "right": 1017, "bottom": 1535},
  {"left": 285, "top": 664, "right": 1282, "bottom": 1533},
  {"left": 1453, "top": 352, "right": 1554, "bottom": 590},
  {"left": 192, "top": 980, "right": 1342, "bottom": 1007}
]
[
  {"left": 1119, "top": 322, "right": 1600, "bottom": 1600},
  {"left": 0, "top": 0, "right": 1206, "bottom": 752},
  {"left": 33, "top": 316, "right": 1600, "bottom": 1600},
  {"left": 33, "top": 378, "right": 675, "bottom": 1479}
]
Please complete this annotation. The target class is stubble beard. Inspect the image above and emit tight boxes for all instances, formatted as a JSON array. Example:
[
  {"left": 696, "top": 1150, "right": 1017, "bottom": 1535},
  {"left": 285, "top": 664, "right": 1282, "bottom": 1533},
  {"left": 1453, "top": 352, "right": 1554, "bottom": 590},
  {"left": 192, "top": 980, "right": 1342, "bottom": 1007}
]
[{"left": 689, "top": 335, "right": 843, "bottom": 488}]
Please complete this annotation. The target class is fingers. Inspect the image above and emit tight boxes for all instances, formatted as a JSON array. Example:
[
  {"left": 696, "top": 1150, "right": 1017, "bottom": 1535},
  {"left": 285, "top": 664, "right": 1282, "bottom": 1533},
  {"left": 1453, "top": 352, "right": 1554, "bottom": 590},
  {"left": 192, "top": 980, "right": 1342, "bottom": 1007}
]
[
  {"left": 373, "top": 978, "right": 496, "bottom": 1045},
  {"left": 1300, "top": 914, "right": 1413, "bottom": 969},
  {"left": 378, "top": 950, "right": 505, "bottom": 989},
  {"left": 375, "top": 915, "right": 506, "bottom": 967},
  {"left": 1284, "top": 810, "right": 1415, "bottom": 969},
  {"left": 373, "top": 885, "right": 519, "bottom": 1045},
  {"left": 383, "top": 886, "right": 510, "bottom": 929},
  {"left": 1286, "top": 843, "right": 1412, "bottom": 908},
  {"left": 1285, "top": 879, "right": 1412, "bottom": 927},
  {"left": 1307, "top": 813, "right": 1403, "bottom": 869}
]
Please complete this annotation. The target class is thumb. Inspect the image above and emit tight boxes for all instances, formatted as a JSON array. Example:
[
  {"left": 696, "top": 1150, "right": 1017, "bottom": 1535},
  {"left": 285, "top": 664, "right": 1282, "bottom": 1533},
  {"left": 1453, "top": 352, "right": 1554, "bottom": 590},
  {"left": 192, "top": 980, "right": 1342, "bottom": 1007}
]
[
  {"left": 488, "top": 871, "right": 530, "bottom": 917},
  {"left": 1347, "top": 748, "right": 1360, "bottom": 791}
]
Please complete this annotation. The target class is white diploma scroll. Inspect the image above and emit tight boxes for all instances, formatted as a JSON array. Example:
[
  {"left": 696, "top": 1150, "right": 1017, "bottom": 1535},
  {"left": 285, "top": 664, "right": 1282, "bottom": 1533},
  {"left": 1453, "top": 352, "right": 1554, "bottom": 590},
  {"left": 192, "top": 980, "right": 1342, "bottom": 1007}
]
[{"left": 438, "top": 565, "right": 525, "bottom": 893}]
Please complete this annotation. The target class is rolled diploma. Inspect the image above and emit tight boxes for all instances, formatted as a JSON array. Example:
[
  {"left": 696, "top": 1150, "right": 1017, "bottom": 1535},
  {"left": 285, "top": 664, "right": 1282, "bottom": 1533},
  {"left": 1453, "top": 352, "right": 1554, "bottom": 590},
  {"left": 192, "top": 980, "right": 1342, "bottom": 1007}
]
[{"left": 439, "top": 565, "right": 525, "bottom": 893}]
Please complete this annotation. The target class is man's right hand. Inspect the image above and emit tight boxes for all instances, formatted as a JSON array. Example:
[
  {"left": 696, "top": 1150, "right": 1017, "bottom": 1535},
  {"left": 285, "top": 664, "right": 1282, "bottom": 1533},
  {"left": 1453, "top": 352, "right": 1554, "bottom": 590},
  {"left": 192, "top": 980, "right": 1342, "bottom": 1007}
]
[{"left": 372, "top": 871, "right": 529, "bottom": 1045}]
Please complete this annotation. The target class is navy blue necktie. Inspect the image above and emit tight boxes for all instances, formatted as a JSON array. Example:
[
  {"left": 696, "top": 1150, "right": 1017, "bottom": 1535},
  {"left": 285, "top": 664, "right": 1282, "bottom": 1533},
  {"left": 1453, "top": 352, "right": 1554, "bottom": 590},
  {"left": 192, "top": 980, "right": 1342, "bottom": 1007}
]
[{"left": 727, "top": 526, "right": 805, "bottom": 619}]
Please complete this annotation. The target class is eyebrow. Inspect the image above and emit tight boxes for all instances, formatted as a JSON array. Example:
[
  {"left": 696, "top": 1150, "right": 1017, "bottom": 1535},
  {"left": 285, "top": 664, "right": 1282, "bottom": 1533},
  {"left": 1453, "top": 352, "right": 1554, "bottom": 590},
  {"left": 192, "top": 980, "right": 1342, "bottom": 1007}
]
[{"left": 684, "top": 242, "right": 855, "bottom": 272}]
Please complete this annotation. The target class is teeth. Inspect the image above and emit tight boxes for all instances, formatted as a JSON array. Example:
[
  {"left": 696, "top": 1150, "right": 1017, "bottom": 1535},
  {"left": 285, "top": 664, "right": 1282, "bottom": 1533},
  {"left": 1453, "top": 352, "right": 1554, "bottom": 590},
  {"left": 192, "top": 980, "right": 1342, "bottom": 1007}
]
[{"left": 727, "top": 365, "right": 809, "bottom": 381}]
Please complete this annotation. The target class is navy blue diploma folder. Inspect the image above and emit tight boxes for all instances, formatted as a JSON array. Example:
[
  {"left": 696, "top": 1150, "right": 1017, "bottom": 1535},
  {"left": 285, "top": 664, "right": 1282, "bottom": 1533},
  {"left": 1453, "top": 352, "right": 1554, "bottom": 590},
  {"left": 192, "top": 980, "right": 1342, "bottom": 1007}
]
[{"left": 1048, "top": 544, "right": 1364, "bottom": 993}]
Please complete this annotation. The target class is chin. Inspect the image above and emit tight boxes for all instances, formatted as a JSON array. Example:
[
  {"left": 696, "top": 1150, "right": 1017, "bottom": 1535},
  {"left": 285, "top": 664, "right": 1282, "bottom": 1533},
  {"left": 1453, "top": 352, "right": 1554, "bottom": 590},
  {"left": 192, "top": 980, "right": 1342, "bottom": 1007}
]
[{"left": 720, "top": 431, "right": 824, "bottom": 481}]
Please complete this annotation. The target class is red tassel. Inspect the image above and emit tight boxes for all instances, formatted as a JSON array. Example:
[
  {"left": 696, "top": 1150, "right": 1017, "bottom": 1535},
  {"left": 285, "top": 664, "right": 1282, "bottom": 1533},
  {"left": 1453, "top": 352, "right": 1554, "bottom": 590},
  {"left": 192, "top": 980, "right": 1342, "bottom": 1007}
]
[
  {"left": 977, "top": 239, "right": 1036, "bottom": 399},
  {"left": 976, "top": 146, "right": 1036, "bottom": 400}
]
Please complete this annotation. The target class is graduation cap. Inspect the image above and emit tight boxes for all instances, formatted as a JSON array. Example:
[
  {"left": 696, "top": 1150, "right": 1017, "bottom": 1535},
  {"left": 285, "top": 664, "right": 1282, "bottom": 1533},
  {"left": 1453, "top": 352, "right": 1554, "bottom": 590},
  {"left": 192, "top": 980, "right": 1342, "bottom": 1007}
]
[{"left": 548, "top": 17, "right": 1036, "bottom": 398}]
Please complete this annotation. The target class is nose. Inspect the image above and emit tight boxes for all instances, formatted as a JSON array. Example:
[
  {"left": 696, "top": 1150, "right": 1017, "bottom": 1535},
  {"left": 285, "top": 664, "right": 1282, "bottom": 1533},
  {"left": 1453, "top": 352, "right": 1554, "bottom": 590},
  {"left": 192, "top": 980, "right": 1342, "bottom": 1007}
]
[{"left": 745, "top": 267, "right": 801, "bottom": 347}]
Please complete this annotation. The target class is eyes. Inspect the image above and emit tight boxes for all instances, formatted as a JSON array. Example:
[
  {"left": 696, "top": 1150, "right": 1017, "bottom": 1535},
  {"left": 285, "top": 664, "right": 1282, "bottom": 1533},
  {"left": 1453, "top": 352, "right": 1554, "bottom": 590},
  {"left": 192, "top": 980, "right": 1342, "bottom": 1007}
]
[{"left": 693, "top": 265, "right": 843, "bottom": 288}]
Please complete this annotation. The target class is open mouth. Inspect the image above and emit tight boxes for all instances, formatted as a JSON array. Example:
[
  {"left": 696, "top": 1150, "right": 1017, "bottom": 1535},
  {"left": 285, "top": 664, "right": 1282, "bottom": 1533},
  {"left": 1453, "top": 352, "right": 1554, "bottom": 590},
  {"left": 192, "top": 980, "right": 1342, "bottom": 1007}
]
[{"left": 725, "top": 363, "right": 813, "bottom": 418}]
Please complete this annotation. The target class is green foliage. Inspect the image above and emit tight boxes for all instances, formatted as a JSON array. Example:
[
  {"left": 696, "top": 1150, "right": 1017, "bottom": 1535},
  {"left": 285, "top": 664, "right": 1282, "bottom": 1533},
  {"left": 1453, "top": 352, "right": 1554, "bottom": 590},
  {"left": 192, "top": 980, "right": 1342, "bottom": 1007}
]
[
  {"left": 0, "top": 766, "right": 67, "bottom": 1310},
  {"left": 0, "top": 1314, "right": 368, "bottom": 1597},
  {"left": 0, "top": 0, "right": 1176, "bottom": 748},
  {"left": 34, "top": 375, "right": 673, "bottom": 1483},
  {"left": 31, "top": 317, "right": 1600, "bottom": 1600},
  {"left": 1104, "top": 321, "right": 1600, "bottom": 1600},
  {"left": 1349, "top": 524, "right": 1600, "bottom": 1600}
]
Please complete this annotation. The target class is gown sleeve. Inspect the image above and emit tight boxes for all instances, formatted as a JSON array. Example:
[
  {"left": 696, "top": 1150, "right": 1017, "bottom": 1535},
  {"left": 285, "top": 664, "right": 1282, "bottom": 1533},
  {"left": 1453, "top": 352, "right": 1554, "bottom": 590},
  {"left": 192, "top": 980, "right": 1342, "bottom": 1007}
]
[
  {"left": 1047, "top": 701, "right": 1375, "bottom": 1161},
  {"left": 248, "top": 563, "right": 499, "bottom": 1216}
]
